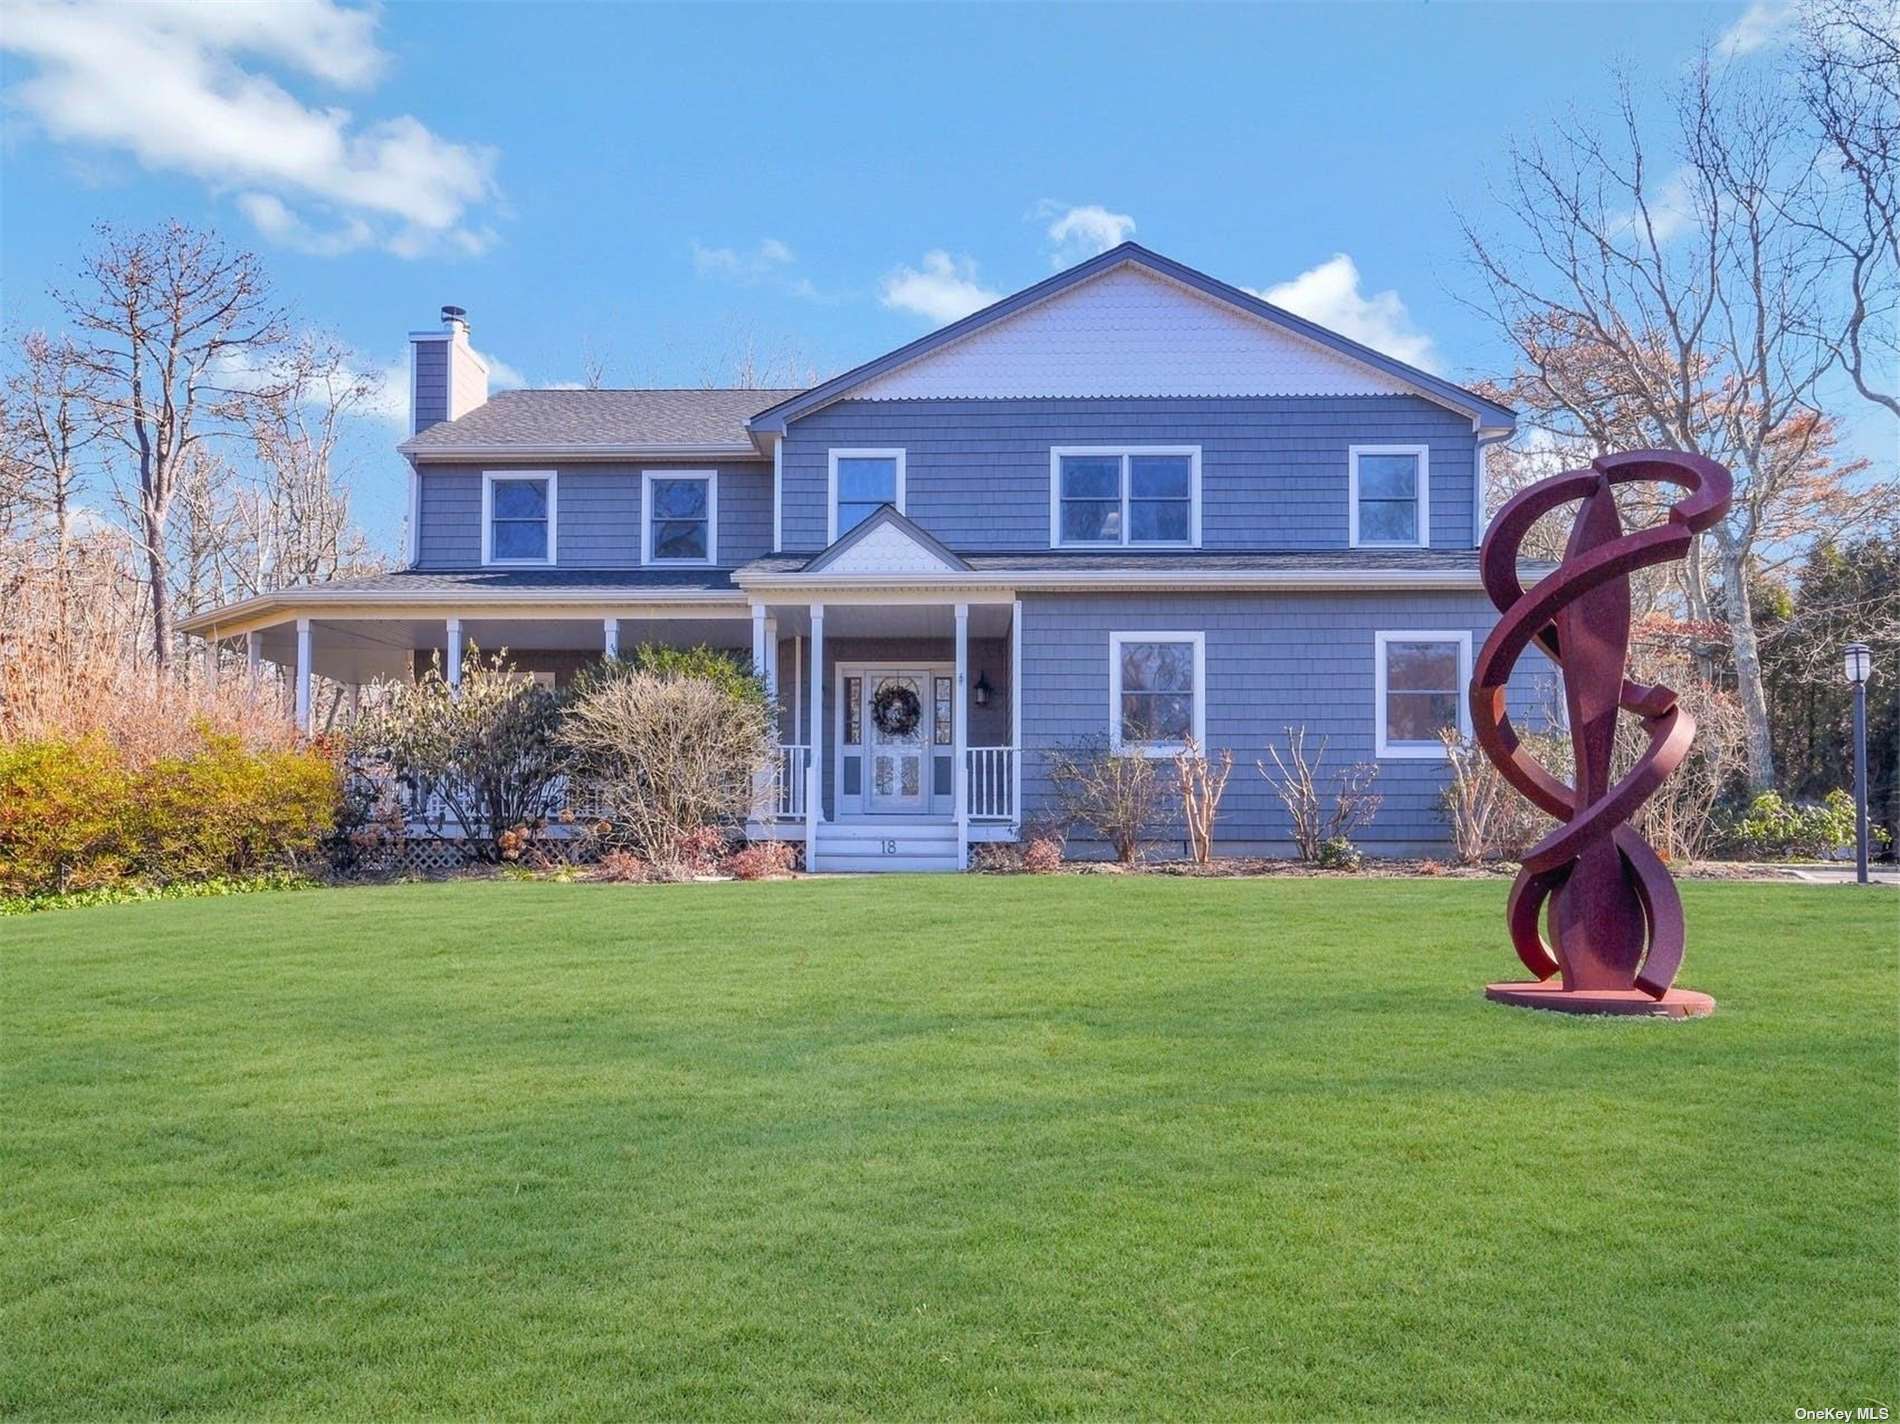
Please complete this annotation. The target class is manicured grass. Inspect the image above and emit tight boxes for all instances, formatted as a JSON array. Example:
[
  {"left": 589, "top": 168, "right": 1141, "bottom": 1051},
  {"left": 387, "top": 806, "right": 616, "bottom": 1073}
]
[{"left": 4, "top": 878, "right": 1895, "bottom": 1420}]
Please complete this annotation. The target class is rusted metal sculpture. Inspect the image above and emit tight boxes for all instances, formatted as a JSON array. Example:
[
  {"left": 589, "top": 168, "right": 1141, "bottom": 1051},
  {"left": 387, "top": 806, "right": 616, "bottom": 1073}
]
[{"left": 1473, "top": 450, "right": 1732, "bottom": 1018}]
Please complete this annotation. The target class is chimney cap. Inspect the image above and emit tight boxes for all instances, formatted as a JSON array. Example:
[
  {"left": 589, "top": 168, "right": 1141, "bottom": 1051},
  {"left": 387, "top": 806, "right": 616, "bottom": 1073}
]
[{"left": 441, "top": 304, "right": 467, "bottom": 327}]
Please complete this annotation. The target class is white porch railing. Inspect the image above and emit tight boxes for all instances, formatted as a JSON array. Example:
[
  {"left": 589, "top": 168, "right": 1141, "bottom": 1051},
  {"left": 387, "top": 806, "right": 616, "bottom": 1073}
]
[
  {"left": 775, "top": 744, "right": 811, "bottom": 819},
  {"left": 965, "top": 745, "right": 1016, "bottom": 821}
]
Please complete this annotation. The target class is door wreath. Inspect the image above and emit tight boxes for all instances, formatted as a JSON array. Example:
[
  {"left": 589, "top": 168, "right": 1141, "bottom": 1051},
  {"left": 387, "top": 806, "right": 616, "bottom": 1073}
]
[{"left": 871, "top": 682, "right": 922, "bottom": 737}]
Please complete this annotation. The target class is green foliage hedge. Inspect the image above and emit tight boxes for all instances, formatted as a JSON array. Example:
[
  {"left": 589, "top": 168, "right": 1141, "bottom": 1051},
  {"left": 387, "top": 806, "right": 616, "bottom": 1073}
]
[
  {"left": 0, "top": 731, "right": 339, "bottom": 896},
  {"left": 1725, "top": 788, "right": 1889, "bottom": 861}
]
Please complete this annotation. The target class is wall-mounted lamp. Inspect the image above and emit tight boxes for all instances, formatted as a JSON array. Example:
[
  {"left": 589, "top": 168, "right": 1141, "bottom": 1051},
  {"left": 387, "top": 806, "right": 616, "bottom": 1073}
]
[{"left": 973, "top": 671, "right": 993, "bottom": 708}]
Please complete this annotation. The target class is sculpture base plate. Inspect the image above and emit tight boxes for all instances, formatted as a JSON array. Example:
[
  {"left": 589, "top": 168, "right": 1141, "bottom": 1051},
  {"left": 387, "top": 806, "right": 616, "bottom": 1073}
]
[{"left": 1484, "top": 982, "right": 1716, "bottom": 1018}]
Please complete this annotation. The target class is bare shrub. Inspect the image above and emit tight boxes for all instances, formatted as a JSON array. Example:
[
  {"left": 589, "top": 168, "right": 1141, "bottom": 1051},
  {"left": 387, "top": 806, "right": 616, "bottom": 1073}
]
[
  {"left": 725, "top": 840, "right": 797, "bottom": 881},
  {"left": 559, "top": 668, "right": 775, "bottom": 879},
  {"left": 1043, "top": 735, "right": 1176, "bottom": 864},
  {"left": 1021, "top": 837, "right": 1064, "bottom": 874},
  {"left": 1172, "top": 736, "right": 1233, "bottom": 865},
  {"left": 968, "top": 842, "right": 1024, "bottom": 874},
  {"left": 1437, "top": 730, "right": 1509, "bottom": 865},
  {"left": 593, "top": 848, "right": 650, "bottom": 883},
  {"left": 348, "top": 651, "right": 566, "bottom": 862},
  {"left": 1257, "top": 726, "right": 1382, "bottom": 863}
]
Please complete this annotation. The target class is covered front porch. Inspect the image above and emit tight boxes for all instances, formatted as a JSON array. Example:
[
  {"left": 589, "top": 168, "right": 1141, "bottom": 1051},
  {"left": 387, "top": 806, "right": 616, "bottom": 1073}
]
[
  {"left": 181, "top": 581, "right": 1022, "bottom": 871},
  {"left": 753, "top": 596, "right": 1021, "bottom": 871}
]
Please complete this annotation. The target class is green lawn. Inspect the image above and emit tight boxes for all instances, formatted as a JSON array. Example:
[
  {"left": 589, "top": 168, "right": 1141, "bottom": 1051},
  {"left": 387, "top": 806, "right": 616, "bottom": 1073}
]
[{"left": 4, "top": 878, "right": 1896, "bottom": 1421}]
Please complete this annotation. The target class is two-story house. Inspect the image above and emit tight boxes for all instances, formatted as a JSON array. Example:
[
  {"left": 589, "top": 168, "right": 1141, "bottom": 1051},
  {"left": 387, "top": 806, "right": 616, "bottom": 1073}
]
[{"left": 182, "top": 244, "right": 1552, "bottom": 871}]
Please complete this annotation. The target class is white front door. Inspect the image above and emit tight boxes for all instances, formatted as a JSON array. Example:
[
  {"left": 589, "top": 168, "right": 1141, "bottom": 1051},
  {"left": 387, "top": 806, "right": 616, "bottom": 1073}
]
[{"left": 864, "top": 670, "right": 931, "bottom": 813}]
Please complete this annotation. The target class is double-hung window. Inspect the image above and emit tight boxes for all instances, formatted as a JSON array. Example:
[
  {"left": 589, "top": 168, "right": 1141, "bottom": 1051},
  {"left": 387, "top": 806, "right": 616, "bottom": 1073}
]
[
  {"left": 1109, "top": 631, "right": 1206, "bottom": 756},
  {"left": 643, "top": 470, "right": 717, "bottom": 564},
  {"left": 482, "top": 471, "right": 556, "bottom": 565},
  {"left": 1350, "top": 445, "right": 1430, "bottom": 547},
  {"left": 828, "top": 449, "right": 905, "bottom": 542},
  {"left": 1052, "top": 447, "right": 1200, "bottom": 547},
  {"left": 1374, "top": 630, "right": 1471, "bottom": 757}
]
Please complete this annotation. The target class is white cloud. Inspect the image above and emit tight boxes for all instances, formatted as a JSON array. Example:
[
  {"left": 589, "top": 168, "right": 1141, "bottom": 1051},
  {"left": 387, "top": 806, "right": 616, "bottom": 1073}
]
[
  {"left": 1036, "top": 202, "right": 1136, "bottom": 266},
  {"left": 1715, "top": 0, "right": 1795, "bottom": 58},
  {"left": 691, "top": 238, "right": 798, "bottom": 283},
  {"left": 1248, "top": 254, "right": 1439, "bottom": 372},
  {"left": 1, "top": 0, "right": 498, "bottom": 258},
  {"left": 880, "top": 251, "right": 1001, "bottom": 325},
  {"left": 480, "top": 351, "right": 526, "bottom": 391}
]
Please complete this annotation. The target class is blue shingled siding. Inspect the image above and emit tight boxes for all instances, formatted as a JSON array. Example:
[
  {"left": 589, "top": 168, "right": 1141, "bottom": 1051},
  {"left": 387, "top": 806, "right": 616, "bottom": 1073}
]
[
  {"left": 411, "top": 343, "right": 448, "bottom": 432},
  {"left": 778, "top": 396, "right": 1476, "bottom": 553},
  {"left": 412, "top": 462, "right": 773, "bottom": 569},
  {"left": 1017, "top": 591, "right": 1555, "bottom": 854}
]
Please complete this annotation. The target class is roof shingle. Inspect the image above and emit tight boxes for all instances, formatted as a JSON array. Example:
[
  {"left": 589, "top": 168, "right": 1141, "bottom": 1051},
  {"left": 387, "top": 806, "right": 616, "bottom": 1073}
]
[{"left": 399, "top": 388, "right": 804, "bottom": 454}]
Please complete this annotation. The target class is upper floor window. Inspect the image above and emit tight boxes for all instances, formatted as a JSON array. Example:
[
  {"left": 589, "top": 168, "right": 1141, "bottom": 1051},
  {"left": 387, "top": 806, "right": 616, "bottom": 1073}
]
[
  {"left": 1109, "top": 631, "right": 1206, "bottom": 756},
  {"left": 1374, "top": 630, "right": 1471, "bottom": 758},
  {"left": 1350, "top": 445, "right": 1430, "bottom": 548},
  {"left": 482, "top": 471, "right": 556, "bottom": 565},
  {"left": 828, "top": 449, "right": 906, "bottom": 543},
  {"left": 1051, "top": 447, "right": 1200, "bottom": 548},
  {"left": 643, "top": 470, "right": 717, "bottom": 565}
]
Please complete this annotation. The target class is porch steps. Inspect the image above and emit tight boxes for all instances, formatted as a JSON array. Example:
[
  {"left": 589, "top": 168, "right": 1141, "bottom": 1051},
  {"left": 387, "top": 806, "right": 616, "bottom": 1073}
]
[{"left": 812, "top": 819, "right": 961, "bottom": 874}]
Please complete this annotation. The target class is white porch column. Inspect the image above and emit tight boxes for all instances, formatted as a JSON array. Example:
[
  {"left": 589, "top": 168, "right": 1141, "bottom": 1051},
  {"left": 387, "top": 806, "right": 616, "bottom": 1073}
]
[
  {"left": 806, "top": 605, "right": 824, "bottom": 862},
  {"left": 446, "top": 616, "right": 463, "bottom": 689},
  {"left": 793, "top": 636, "right": 804, "bottom": 742},
  {"left": 751, "top": 603, "right": 768, "bottom": 680},
  {"left": 294, "top": 617, "right": 312, "bottom": 734},
  {"left": 1010, "top": 598, "right": 1023, "bottom": 832},
  {"left": 245, "top": 631, "right": 262, "bottom": 688},
  {"left": 954, "top": 602, "right": 970, "bottom": 869},
  {"left": 603, "top": 616, "right": 619, "bottom": 660},
  {"left": 763, "top": 616, "right": 779, "bottom": 704}
]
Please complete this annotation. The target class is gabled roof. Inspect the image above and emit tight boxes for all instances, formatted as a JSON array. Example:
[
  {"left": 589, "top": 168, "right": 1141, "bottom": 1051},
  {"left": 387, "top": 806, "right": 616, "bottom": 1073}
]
[
  {"left": 399, "top": 388, "right": 802, "bottom": 459},
  {"left": 801, "top": 505, "right": 970, "bottom": 575},
  {"left": 748, "top": 243, "right": 1515, "bottom": 433}
]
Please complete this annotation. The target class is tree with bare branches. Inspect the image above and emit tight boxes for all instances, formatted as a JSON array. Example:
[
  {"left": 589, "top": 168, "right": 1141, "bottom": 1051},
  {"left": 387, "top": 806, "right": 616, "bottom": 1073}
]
[
  {"left": 1459, "top": 58, "right": 1888, "bottom": 787},
  {"left": 1794, "top": 0, "right": 1899, "bottom": 415},
  {"left": 57, "top": 222, "right": 291, "bottom": 670}
]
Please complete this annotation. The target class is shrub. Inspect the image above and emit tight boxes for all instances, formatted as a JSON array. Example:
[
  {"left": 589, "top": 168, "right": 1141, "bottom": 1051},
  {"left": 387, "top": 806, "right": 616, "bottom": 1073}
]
[
  {"left": 1725, "top": 788, "right": 1884, "bottom": 860},
  {"left": 348, "top": 652, "right": 567, "bottom": 862},
  {"left": 1044, "top": 735, "right": 1175, "bottom": 864},
  {"left": 0, "top": 731, "right": 338, "bottom": 896},
  {"left": 1021, "top": 837, "right": 1064, "bottom": 874},
  {"left": 593, "top": 848, "right": 650, "bottom": 883},
  {"left": 560, "top": 668, "right": 776, "bottom": 878},
  {"left": 1257, "top": 727, "right": 1381, "bottom": 863},
  {"left": 0, "top": 736, "right": 133, "bottom": 894},
  {"left": 724, "top": 840, "right": 797, "bottom": 880},
  {"left": 968, "top": 842, "right": 1024, "bottom": 873},
  {"left": 133, "top": 732, "right": 338, "bottom": 879},
  {"left": 573, "top": 644, "right": 768, "bottom": 707},
  {"left": 1315, "top": 836, "right": 1363, "bottom": 870},
  {"left": 1172, "top": 737, "right": 1233, "bottom": 865}
]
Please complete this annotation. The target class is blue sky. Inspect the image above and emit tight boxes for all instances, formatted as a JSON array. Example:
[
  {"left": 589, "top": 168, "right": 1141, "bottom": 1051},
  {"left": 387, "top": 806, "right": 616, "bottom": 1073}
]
[{"left": 0, "top": 0, "right": 1832, "bottom": 544}]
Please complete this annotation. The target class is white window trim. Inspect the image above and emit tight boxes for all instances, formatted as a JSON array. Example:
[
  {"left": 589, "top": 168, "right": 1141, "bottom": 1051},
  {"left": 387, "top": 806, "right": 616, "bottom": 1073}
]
[
  {"left": 641, "top": 469, "right": 718, "bottom": 566},
  {"left": 827, "top": 448, "right": 907, "bottom": 545},
  {"left": 1374, "top": 629, "right": 1472, "bottom": 759},
  {"left": 1108, "top": 630, "right": 1207, "bottom": 758},
  {"left": 1349, "top": 444, "right": 1431, "bottom": 549},
  {"left": 480, "top": 469, "right": 557, "bottom": 567},
  {"left": 1050, "top": 446, "right": 1203, "bottom": 550}
]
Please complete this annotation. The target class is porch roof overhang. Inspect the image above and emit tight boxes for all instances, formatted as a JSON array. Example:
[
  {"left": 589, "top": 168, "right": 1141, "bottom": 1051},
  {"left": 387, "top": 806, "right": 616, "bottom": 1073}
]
[
  {"left": 733, "top": 548, "right": 1507, "bottom": 595},
  {"left": 177, "top": 570, "right": 751, "bottom": 641}
]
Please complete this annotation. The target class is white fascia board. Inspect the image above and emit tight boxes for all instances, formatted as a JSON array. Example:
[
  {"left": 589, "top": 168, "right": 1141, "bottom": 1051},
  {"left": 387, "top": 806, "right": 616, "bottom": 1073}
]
[
  {"left": 734, "top": 567, "right": 1486, "bottom": 593},
  {"left": 401, "top": 442, "right": 762, "bottom": 461},
  {"left": 177, "top": 587, "right": 749, "bottom": 635}
]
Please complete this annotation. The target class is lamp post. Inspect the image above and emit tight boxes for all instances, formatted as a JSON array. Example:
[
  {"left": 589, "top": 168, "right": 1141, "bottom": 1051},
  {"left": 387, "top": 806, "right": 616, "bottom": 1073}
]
[{"left": 1844, "top": 641, "right": 1872, "bottom": 885}]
